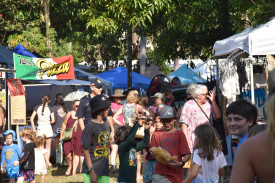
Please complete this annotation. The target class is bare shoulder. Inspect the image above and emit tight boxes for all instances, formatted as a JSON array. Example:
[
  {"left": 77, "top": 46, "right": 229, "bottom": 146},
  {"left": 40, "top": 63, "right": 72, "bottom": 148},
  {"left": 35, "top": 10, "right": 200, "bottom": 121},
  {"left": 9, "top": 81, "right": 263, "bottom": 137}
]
[{"left": 242, "top": 130, "right": 269, "bottom": 150}]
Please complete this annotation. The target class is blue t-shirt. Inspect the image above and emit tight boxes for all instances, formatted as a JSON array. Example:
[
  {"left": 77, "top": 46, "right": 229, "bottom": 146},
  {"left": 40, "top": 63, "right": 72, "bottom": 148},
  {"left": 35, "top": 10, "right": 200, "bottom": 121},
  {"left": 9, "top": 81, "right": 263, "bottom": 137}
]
[
  {"left": 235, "top": 134, "right": 247, "bottom": 155},
  {"left": 1, "top": 144, "right": 21, "bottom": 168}
]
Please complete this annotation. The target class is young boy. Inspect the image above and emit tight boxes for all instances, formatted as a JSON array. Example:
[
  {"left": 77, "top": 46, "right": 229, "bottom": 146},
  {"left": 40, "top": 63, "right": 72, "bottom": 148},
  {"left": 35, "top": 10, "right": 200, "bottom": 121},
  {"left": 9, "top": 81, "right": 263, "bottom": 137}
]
[
  {"left": 0, "top": 130, "right": 21, "bottom": 183},
  {"left": 150, "top": 105, "right": 191, "bottom": 183},
  {"left": 226, "top": 100, "right": 257, "bottom": 154},
  {"left": 81, "top": 95, "right": 111, "bottom": 183}
]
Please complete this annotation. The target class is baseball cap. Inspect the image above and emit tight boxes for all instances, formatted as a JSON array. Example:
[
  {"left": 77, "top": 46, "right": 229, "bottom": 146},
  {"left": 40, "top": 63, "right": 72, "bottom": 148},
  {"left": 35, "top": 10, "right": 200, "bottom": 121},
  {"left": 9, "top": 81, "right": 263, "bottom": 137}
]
[
  {"left": 3, "top": 130, "right": 17, "bottom": 142},
  {"left": 159, "top": 105, "right": 176, "bottom": 119},
  {"left": 152, "top": 93, "right": 164, "bottom": 100},
  {"left": 90, "top": 95, "right": 110, "bottom": 114},
  {"left": 91, "top": 78, "right": 103, "bottom": 87}
]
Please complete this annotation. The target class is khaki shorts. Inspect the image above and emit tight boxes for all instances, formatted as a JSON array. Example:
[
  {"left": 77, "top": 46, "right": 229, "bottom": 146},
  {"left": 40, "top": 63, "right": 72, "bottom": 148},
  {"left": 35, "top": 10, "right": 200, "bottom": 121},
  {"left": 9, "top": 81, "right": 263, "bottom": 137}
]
[{"left": 37, "top": 125, "right": 53, "bottom": 138}]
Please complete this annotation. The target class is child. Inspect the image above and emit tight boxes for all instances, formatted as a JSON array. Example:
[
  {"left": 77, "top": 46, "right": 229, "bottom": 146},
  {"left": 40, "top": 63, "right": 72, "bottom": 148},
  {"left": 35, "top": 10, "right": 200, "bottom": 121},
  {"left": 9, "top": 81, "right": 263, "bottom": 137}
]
[
  {"left": 0, "top": 130, "right": 20, "bottom": 183},
  {"left": 81, "top": 95, "right": 112, "bottom": 183},
  {"left": 17, "top": 127, "right": 36, "bottom": 183},
  {"left": 226, "top": 100, "right": 257, "bottom": 154},
  {"left": 114, "top": 113, "right": 152, "bottom": 183},
  {"left": 143, "top": 113, "right": 163, "bottom": 183},
  {"left": 150, "top": 105, "right": 191, "bottom": 183},
  {"left": 34, "top": 136, "right": 52, "bottom": 183},
  {"left": 182, "top": 124, "right": 227, "bottom": 183}
]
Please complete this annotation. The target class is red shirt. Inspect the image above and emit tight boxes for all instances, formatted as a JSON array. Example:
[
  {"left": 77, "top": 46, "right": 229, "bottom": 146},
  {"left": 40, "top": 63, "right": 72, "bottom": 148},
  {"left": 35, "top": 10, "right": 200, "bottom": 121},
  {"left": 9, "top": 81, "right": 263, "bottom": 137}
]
[{"left": 150, "top": 130, "right": 191, "bottom": 183}]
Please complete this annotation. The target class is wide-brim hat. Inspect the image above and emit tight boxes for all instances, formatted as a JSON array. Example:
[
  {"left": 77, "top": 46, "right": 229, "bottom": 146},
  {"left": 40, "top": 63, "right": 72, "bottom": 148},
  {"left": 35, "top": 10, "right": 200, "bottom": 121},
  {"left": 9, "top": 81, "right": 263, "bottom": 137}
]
[
  {"left": 90, "top": 95, "right": 110, "bottom": 114},
  {"left": 3, "top": 130, "right": 17, "bottom": 142},
  {"left": 111, "top": 89, "right": 125, "bottom": 98}
]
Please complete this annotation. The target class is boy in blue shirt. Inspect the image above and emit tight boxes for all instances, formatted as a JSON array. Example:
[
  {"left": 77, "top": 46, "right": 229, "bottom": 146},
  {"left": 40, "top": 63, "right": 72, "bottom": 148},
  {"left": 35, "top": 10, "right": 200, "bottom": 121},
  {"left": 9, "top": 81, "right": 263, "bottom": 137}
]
[
  {"left": 226, "top": 100, "right": 257, "bottom": 155},
  {"left": 1, "top": 130, "right": 21, "bottom": 183}
]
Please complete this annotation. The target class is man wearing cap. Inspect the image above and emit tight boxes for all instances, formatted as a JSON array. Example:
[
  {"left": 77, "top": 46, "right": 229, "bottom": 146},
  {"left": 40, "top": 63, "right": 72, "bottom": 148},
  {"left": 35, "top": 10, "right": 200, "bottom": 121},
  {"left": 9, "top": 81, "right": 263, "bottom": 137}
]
[
  {"left": 150, "top": 93, "right": 165, "bottom": 114},
  {"left": 1, "top": 130, "right": 21, "bottom": 182},
  {"left": 76, "top": 78, "right": 115, "bottom": 138},
  {"left": 150, "top": 105, "right": 191, "bottom": 183}
]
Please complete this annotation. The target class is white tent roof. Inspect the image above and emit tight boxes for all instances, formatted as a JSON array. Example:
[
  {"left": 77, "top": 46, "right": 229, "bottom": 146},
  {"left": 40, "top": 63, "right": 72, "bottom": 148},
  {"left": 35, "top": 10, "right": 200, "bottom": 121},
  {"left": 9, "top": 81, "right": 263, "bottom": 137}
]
[{"left": 214, "top": 17, "right": 275, "bottom": 57}]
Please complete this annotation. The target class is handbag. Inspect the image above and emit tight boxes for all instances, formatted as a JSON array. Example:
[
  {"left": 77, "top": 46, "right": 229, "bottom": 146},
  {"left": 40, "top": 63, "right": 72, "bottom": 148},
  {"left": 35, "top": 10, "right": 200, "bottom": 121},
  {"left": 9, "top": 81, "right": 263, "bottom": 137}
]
[
  {"left": 134, "top": 104, "right": 145, "bottom": 138},
  {"left": 62, "top": 119, "right": 78, "bottom": 141}
]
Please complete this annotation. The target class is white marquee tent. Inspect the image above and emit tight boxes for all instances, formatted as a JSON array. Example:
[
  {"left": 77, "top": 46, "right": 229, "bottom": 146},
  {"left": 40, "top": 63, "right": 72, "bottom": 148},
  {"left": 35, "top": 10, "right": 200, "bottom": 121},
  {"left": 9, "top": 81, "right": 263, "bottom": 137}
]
[{"left": 213, "top": 16, "right": 275, "bottom": 103}]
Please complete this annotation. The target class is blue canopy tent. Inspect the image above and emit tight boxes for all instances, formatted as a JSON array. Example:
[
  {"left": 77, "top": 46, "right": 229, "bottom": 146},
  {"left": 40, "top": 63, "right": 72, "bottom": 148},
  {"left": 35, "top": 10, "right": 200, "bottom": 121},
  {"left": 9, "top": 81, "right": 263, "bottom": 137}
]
[
  {"left": 169, "top": 64, "right": 206, "bottom": 84},
  {"left": 0, "top": 45, "right": 14, "bottom": 69},
  {"left": 96, "top": 66, "right": 151, "bottom": 89},
  {"left": 13, "top": 44, "right": 37, "bottom": 58}
]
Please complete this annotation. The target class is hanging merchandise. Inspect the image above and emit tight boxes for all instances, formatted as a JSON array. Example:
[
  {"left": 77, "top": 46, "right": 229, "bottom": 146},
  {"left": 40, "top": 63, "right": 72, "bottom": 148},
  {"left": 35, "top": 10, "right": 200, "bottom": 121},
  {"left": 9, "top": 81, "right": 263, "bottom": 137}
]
[{"left": 219, "top": 63, "right": 240, "bottom": 105}]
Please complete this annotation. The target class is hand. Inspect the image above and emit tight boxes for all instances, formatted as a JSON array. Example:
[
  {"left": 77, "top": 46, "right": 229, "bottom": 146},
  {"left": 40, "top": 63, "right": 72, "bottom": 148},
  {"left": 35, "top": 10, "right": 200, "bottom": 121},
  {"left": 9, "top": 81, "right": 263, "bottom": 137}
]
[
  {"left": 13, "top": 161, "right": 19, "bottom": 167},
  {"left": 89, "top": 170, "right": 98, "bottom": 183},
  {"left": 149, "top": 148, "right": 155, "bottom": 159},
  {"left": 1, "top": 166, "right": 3, "bottom": 173},
  {"left": 167, "top": 160, "right": 182, "bottom": 168},
  {"left": 50, "top": 121, "right": 55, "bottom": 125},
  {"left": 47, "top": 162, "right": 52, "bottom": 168},
  {"left": 149, "top": 124, "right": 156, "bottom": 134},
  {"left": 207, "top": 90, "right": 216, "bottom": 102},
  {"left": 32, "top": 128, "right": 37, "bottom": 133},
  {"left": 59, "top": 136, "right": 62, "bottom": 142},
  {"left": 145, "top": 121, "right": 153, "bottom": 130},
  {"left": 110, "top": 131, "right": 115, "bottom": 142}
]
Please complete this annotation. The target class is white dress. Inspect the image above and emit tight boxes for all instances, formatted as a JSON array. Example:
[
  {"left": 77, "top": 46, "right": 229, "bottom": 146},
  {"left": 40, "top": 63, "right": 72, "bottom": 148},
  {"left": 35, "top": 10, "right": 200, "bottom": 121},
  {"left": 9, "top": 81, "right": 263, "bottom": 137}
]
[{"left": 35, "top": 148, "right": 48, "bottom": 175}]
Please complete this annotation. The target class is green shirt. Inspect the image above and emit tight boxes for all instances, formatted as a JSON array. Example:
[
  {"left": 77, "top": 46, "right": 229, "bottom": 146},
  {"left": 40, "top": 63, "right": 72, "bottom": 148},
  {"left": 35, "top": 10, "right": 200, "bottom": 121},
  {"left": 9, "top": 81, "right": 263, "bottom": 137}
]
[{"left": 117, "top": 122, "right": 150, "bottom": 183}]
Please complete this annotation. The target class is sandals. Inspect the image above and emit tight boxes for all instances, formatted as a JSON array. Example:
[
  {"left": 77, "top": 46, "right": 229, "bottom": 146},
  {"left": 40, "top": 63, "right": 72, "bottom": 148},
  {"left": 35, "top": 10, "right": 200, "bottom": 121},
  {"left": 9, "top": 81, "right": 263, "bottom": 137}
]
[{"left": 65, "top": 169, "right": 71, "bottom": 176}]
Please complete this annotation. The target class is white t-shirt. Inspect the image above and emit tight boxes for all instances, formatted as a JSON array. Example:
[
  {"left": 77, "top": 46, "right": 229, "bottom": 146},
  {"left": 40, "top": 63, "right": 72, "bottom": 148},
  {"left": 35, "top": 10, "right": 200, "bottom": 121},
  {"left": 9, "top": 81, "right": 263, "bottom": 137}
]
[
  {"left": 34, "top": 105, "right": 53, "bottom": 126},
  {"left": 35, "top": 148, "right": 48, "bottom": 175},
  {"left": 192, "top": 149, "right": 227, "bottom": 183}
]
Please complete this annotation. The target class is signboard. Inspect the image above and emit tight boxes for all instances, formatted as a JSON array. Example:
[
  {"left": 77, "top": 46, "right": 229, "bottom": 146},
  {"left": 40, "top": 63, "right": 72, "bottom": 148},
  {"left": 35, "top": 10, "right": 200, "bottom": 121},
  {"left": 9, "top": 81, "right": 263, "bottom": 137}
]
[
  {"left": 0, "top": 92, "right": 5, "bottom": 107},
  {"left": 7, "top": 79, "right": 26, "bottom": 96},
  {"left": 11, "top": 95, "right": 26, "bottom": 125},
  {"left": 13, "top": 53, "right": 75, "bottom": 80}
]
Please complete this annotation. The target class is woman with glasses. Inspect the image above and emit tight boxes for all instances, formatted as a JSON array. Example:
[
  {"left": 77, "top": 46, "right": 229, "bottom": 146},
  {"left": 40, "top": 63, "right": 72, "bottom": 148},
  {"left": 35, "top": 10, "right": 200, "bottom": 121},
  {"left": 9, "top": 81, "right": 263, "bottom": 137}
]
[
  {"left": 179, "top": 84, "right": 221, "bottom": 168},
  {"left": 60, "top": 100, "right": 83, "bottom": 176}
]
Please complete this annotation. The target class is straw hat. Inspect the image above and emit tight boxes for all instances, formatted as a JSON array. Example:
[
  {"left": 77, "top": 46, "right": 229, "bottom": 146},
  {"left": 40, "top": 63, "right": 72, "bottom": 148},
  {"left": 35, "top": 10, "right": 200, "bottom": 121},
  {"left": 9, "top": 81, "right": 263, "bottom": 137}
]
[{"left": 111, "top": 89, "right": 125, "bottom": 98}]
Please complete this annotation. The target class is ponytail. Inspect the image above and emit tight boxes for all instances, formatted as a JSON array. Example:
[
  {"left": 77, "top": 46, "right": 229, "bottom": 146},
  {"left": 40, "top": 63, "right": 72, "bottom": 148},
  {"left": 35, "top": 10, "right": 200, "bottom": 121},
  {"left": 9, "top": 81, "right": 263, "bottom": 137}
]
[
  {"left": 54, "top": 93, "right": 67, "bottom": 113},
  {"left": 42, "top": 95, "right": 50, "bottom": 115}
]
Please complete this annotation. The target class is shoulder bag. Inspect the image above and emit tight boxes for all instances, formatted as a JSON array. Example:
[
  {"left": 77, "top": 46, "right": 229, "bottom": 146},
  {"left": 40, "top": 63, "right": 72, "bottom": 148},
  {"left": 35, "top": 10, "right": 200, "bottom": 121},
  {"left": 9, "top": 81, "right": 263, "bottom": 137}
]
[{"left": 62, "top": 119, "right": 78, "bottom": 141}]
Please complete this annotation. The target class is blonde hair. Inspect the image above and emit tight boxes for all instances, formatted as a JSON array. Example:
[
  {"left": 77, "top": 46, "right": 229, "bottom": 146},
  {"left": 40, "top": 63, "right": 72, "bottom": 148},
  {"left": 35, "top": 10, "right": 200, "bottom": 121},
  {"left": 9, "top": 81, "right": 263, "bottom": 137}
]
[
  {"left": 34, "top": 136, "right": 44, "bottom": 147},
  {"left": 126, "top": 90, "right": 139, "bottom": 103},
  {"left": 20, "top": 127, "right": 36, "bottom": 142}
]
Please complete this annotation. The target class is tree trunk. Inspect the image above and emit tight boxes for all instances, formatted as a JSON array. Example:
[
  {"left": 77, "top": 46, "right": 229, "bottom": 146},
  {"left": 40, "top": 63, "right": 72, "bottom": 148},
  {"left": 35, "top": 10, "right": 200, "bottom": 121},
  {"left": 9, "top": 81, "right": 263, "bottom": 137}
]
[
  {"left": 44, "top": 0, "right": 52, "bottom": 57},
  {"left": 174, "top": 57, "right": 180, "bottom": 71},
  {"left": 140, "top": 36, "right": 146, "bottom": 75},
  {"left": 127, "top": 28, "right": 133, "bottom": 90}
]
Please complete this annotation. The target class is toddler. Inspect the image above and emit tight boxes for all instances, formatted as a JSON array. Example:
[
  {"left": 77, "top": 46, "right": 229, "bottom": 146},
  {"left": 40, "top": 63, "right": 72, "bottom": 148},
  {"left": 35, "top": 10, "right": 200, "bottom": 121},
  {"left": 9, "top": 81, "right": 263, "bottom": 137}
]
[
  {"left": 0, "top": 130, "right": 20, "bottom": 183},
  {"left": 34, "top": 136, "right": 52, "bottom": 183}
]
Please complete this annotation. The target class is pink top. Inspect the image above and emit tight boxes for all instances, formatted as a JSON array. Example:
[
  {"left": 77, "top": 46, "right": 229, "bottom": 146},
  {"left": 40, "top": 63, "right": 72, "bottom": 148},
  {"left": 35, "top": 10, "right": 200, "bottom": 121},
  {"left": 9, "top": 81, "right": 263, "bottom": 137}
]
[
  {"left": 179, "top": 99, "right": 215, "bottom": 152},
  {"left": 111, "top": 102, "right": 124, "bottom": 125}
]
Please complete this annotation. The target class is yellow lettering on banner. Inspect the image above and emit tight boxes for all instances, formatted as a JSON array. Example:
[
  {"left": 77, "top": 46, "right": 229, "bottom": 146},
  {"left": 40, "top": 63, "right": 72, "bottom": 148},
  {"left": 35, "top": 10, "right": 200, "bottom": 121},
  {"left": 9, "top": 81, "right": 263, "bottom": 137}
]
[{"left": 36, "top": 59, "right": 71, "bottom": 79}]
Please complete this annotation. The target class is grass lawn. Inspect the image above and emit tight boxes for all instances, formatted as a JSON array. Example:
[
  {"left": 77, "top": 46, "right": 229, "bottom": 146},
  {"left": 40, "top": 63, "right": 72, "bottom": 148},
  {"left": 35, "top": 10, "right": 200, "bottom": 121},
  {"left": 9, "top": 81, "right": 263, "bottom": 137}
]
[{"left": 34, "top": 165, "right": 144, "bottom": 183}]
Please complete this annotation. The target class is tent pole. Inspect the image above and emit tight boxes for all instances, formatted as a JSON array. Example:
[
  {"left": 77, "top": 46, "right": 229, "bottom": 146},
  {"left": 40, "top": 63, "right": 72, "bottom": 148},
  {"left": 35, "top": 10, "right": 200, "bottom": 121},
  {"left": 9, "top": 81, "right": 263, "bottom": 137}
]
[{"left": 249, "top": 55, "right": 255, "bottom": 104}]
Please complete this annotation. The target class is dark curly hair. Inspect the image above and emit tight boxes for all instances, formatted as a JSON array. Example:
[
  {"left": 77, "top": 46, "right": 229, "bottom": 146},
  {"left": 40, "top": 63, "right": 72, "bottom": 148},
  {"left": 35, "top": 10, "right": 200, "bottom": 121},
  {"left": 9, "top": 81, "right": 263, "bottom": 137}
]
[{"left": 114, "top": 126, "right": 132, "bottom": 145}]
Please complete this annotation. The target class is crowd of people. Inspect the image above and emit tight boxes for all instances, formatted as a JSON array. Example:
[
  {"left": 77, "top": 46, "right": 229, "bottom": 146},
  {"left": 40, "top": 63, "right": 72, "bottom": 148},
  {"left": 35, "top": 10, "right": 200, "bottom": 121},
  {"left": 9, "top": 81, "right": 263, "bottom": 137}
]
[{"left": 0, "top": 74, "right": 274, "bottom": 183}]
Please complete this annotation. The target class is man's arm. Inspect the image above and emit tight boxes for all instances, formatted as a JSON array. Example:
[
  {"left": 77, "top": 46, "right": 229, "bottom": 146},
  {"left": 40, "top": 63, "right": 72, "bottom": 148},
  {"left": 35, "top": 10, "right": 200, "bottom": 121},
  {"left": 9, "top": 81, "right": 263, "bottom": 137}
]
[
  {"left": 107, "top": 116, "right": 114, "bottom": 142},
  {"left": 83, "top": 149, "right": 97, "bottom": 183},
  {"left": 79, "top": 118, "right": 85, "bottom": 131}
]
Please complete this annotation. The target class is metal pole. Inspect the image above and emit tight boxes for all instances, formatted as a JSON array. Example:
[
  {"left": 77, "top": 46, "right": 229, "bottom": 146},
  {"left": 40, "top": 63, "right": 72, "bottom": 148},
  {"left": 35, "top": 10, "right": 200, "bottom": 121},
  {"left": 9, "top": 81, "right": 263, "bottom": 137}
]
[
  {"left": 249, "top": 55, "right": 255, "bottom": 104},
  {"left": 140, "top": 36, "right": 146, "bottom": 75}
]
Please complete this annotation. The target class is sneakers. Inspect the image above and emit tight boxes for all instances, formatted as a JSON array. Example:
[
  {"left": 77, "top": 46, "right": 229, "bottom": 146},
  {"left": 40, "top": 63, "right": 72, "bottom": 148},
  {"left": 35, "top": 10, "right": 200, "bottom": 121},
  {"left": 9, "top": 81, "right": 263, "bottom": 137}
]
[{"left": 110, "top": 165, "right": 119, "bottom": 173}]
